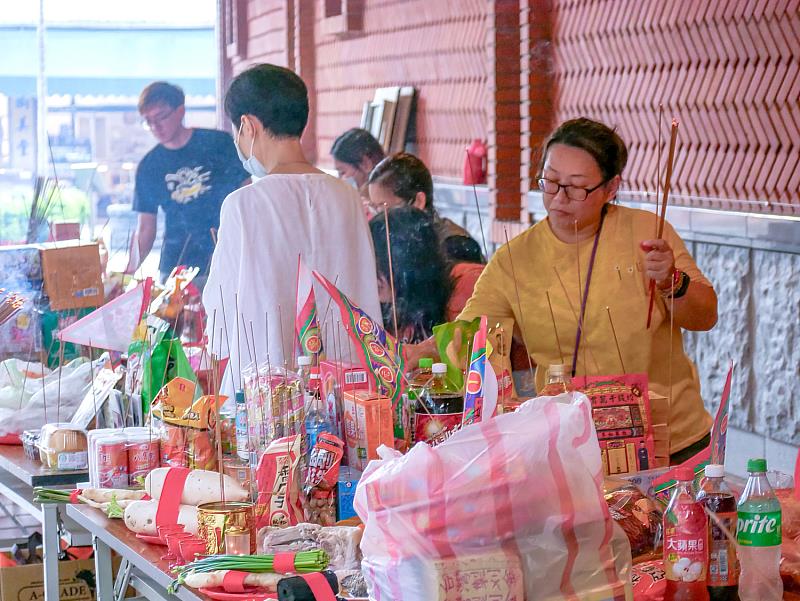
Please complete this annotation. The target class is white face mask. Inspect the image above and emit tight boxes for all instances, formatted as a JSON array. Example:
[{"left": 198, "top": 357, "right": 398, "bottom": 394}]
[
  {"left": 235, "top": 120, "right": 268, "bottom": 179},
  {"left": 343, "top": 176, "right": 359, "bottom": 189}
]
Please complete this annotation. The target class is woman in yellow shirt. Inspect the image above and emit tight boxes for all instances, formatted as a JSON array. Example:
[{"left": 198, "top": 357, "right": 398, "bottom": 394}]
[{"left": 425, "top": 118, "right": 717, "bottom": 463}]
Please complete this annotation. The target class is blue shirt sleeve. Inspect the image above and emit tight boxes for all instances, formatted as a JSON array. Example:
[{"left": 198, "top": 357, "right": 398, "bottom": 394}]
[{"left": 132, "top": 156, "right": 159, "bottom": 214}]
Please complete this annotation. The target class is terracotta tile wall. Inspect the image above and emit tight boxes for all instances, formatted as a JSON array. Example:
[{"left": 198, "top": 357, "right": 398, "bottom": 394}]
[{"left": 551, "top": 0, "right": 800, "bottom": 215}]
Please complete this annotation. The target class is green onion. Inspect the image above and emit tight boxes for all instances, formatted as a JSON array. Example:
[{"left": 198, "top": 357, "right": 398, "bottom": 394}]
[
  {"left": 106, "top": 493, "right": 124, "bottom": 519},
  {"left": 33, "top": 487, "right": 75, "bottom": 504},
  {"left": 168, "top": 549, "right": 329, "bottom": 593}
]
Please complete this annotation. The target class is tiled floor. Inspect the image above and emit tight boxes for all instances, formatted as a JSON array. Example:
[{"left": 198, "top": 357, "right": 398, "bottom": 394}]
[{"left": 0, "top": 495, "right": 39, "bottom": 548}]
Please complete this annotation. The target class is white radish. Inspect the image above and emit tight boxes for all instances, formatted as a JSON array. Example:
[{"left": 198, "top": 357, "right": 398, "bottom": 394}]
[
  {"left": 123, "top": 499, "right": 198, "bottom": 535},
  {"left": 80, "top": 488, "right": 148, "bottom": 503},
  {"left": 145, "top": 468, "right": 248, "bottom": 506},
  {"left": 78, "top": 496, "right": 138, "bottom": 511},
  {"left": 183, "top": 570, "right": 282, "bottom": 590}
]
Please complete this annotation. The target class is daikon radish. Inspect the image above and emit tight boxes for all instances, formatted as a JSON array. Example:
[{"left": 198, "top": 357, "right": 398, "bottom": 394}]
[
  {"left": 123, "top": 499, "right": 198, "bottom": 535},
  {"left": 78, "top": 496, "right": 138, "bottom": 511},
  {"left": 145, "top": 468, "right": 248, "bottom": 506},
  {"left": 183, "top": 570, "right": 282, "bottom": 590},
  {"left": 80, "top": 488, "right": 148, "bottom": 503}
]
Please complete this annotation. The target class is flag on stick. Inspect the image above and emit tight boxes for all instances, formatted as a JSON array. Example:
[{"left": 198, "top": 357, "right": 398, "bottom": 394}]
[{"left": 295, "top": 258, "right": 323, "bottom": 361}]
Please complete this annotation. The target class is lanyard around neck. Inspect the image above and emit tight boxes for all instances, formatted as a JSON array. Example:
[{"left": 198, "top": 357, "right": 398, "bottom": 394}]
[{"left": 571, "top": 205, "right": 608, "bottom": 377}]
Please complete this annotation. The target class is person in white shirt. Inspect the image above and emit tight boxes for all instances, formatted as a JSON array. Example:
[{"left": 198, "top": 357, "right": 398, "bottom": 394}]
[{"left": 203, "top": 64, "right": 382, "bottom": 397}]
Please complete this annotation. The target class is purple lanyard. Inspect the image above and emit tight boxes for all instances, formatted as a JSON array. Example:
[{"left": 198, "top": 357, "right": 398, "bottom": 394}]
[{"left": 571, "top": 206, "right": 608, "bottom": 377}]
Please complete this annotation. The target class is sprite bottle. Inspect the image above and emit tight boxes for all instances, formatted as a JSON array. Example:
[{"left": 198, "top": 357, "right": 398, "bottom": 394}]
[{"left": 736, "top": 458, "right": 782, "bottom": 601}]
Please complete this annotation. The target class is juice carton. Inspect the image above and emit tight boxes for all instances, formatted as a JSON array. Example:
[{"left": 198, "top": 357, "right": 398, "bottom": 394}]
[
  {"left": 319, "top": 360, "right": 371, "bottom": 443},
  {"left": 342, "top": 390, "right": 393, "bottom": 470},
  {"left": 336, "top": 466, "right": 362, "bottom": 521}
]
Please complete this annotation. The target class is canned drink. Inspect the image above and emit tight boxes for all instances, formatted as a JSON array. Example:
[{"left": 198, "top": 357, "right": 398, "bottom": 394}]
[
  {"left": 126, "top": 437, "right": 160, "bottom": 487},
  {"left": 197, "top": 501, "right": 255, "bottom": 555},
  {"left": 97, "top": 436, "right": 128, "bottom": 488}
]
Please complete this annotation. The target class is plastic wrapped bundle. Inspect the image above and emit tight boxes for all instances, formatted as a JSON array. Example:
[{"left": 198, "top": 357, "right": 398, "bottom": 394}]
[{"left": 355, "top": 392, "right": 634, "bottom": 601}]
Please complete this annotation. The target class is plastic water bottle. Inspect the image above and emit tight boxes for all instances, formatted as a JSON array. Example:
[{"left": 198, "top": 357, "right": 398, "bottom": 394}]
[
  {"left": 737, "top": 458, "right": 783, "bottom": 601},
  {"left": 304, "top": 373, "right": 331, "bottom": 452}
]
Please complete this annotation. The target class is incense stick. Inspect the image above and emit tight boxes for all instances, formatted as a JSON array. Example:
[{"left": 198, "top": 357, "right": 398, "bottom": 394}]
[
  {"left": 574, "top": 219, "right": 587, "bottom": 377},
  {"left": 212, "top": 354, "right": 226, "bottom": 507},
  {"left": 88, "top": 342, "right": 97, "bottom": 426},
  {"left": 605, "top": 306, "right": 626, "bottom": 373},
  {"left": 552, "top": 268, "right": 601, "bottom": 373},
  {"left": 465, "top": 149, "right": 489, "bottom": 260},
  {"left": 655, "top": 104, "right": 663, "bottom": 237},
  {"left": 382, "top": 204, "right": 399, "bottom": 338},
  {"left": 56, "top": 341, "right": 65, "bottom": 422},
  {"left": 646, "top": 119, "right": 679, "bottom": 329},
  {"left": 218, "top": 285, "right": 237, "bottom": 392},
  {"left": 503, "top": 228, "right": 535, "bottom": 383},
  {"left": 545, "top": 291, "right": 564, "bottom": 364}
]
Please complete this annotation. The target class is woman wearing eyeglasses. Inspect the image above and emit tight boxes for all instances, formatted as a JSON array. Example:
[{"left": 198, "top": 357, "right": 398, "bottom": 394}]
[{"left": 454, "top": 117, "right": 717, "bottom": 464}]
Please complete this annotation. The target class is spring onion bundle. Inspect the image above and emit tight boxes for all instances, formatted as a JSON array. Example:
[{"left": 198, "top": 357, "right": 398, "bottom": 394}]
[
  {"left": 33, "top": 487, "right": 73, "bottom": 503},
  {"left": 169, "top": 550, "right": 329, "bottom": 592}
]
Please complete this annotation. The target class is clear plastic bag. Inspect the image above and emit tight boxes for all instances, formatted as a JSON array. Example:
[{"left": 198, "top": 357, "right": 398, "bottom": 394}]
[
  {"left": 354, "top": 392, "right": 633, "bottom": 601},
  {"left": 0, "top": 357, "right": 102, "bottom": 437}
]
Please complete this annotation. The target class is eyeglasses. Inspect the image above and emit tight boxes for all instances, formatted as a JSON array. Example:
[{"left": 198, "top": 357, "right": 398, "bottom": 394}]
[
  {"left": 141, "top": 107, "right": 176, "bottom": 131},
  {"left": 537, "top": 177, "right": 607, "bottom": 202}
]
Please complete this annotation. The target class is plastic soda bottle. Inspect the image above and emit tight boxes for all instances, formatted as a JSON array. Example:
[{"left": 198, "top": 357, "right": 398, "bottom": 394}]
[
  {"left": 696, "top": 464, "right": 738, "bottom": 600},
  {"left": 414, "top": 362, "right": 464, "bottom": 445},
  {"left": 737, "top": 458, "right": 782, "bottom": 601},
  {"left": 539, "top": 363, "right": 574, "bottom": 397},
  {"left": 663, "top": 466, "right": 710, "bottom": 601}
]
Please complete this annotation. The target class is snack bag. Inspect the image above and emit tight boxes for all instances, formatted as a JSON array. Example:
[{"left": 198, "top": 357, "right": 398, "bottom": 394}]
[
  {"left": 432, "top": 318, "right": 480, "bottom": 390},
  {"left": 303, "top": 433, "right": 345, "bottom": 526},
  {"left": 151, "top": 377, "right": 225, "bottom": 470},
  {"left": 631, "top": 560, "right": 667, "bottom": 600},
  {"left": 142, "top": 335, "right": 198, "bottom": 415},
  {"left": 255, "top": 434, "right": 304, "bottom": 528}
]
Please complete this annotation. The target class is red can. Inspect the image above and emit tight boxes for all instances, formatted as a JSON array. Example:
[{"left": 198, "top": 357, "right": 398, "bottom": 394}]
[
  {"left": 97, "top": 436, "right": 128, "bottom": 489},
  {"left": 127, "top": 438, "right": 160, "bottom": 487}
]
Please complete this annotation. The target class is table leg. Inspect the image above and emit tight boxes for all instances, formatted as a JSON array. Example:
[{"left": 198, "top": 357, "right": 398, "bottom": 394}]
[
  {"left": 42, "top": 503, "right": 61, "bottom": 601},
  {"left": 93, "top": 535, "right": 115, "bottom": 601},
  {"left": 114, "top": 558, "right": 132, "bottom": 601}
]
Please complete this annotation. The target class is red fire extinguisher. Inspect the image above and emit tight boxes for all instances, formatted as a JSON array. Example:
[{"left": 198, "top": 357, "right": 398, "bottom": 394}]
[{"left": 463, "top": 139, "right": 487, "bottom": 185}]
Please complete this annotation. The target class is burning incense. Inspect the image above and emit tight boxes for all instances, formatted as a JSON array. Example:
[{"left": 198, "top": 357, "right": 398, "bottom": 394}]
[
  {"left": 646, "top": 119, "right": 679, "bottom": 329},
  {"left": 211, "top": 354, "right": 226, "bottom": 507},
  {"left": 545, "top": 291, "right": 564, "bottom": 364},
  {"left": 465, "top": 149, "right": 489, "bottom": 260},
  {"left": 503, "top": 228, "right": 535, "bottom": 383},
  {"left": 605, "top": 307, "right": 626, "bottom": 374},
  {"left": 218, "top": 285, "right": 237, "bottom": 392}
]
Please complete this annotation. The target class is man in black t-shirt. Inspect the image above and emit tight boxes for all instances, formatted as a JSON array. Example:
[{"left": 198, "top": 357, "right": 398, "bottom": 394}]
[{"left": 126, "top": 81, "right": 249, "bottom": 284}]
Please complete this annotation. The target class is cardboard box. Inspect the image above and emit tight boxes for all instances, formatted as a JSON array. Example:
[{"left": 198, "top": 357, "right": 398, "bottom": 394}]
[
  {"left": 40, "top": 242, "right": 103, "bottom": 310},
  {"left": 320, "top": 360, "right": 371, "bottom": 443},
  {"left": 0, "top": 557, "right": 96, "bottom": 601},
  {"left": 342, "top": 390, "right": 393, "bottom": 471}
]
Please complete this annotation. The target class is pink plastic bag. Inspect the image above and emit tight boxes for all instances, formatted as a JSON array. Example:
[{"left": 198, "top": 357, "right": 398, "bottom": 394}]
[{"left": 354, "top": 392, "right": 633, "bottom": 601}]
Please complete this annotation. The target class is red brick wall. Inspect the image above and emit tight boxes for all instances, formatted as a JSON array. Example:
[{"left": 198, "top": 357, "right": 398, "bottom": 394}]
[
  {"left": 227, "top": 0, "right": 489, "bottom": 180},
  {"left": 313, "top": 0, "right": 489, "bottom": 178},
  {"left": 551, "top": 0, "right": 800, "bottom": 216},
  {"left": 226, "top": 0, "right": 800, "bottom": 218}
]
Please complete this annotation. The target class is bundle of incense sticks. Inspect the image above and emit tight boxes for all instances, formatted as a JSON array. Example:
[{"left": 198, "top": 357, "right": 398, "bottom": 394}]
[
  {"left": 26, "top": 177, "right": 60, "bottom": 243},
  {"left": 0, "top": 290, "right": 25, "bottom": 326}
]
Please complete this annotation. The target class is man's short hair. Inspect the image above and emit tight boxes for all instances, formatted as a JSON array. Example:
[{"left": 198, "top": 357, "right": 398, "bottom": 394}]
[
  {"left": 224, "top": 64, "right": 309, "bottom": 138},
  {"left": 138, "top": 82, "right": 185, "bottom": 113},
  {"left": 331, "top": 128, "right": 385, "bottom": 168}
]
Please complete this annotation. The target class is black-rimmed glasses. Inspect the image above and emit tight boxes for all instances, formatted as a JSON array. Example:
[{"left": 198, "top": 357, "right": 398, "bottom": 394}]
[{"left": 537, "top": 177, "right": 607, "bottom": 202}]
